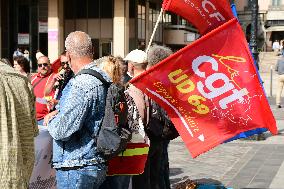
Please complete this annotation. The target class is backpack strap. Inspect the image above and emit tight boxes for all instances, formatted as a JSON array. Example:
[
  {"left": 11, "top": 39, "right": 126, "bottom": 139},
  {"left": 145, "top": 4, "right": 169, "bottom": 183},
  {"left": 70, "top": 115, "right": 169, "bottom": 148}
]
[{"left": 75, "top": 69, "right": 111, "bottom": 87}]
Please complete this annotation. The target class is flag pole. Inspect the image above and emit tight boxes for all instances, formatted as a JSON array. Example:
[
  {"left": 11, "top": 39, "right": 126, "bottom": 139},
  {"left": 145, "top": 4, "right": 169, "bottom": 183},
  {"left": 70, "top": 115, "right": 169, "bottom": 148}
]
[{"left": 145, "top": 8, "right": 164, "bottom": 54}]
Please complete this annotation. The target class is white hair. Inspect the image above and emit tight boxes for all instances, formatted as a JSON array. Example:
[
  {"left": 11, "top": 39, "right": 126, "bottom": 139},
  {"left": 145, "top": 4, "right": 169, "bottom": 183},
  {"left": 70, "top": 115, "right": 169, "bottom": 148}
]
[
  {"left": 65, "top": 31, "right": 93, "bottom": 58},
  {"left": 147, "top": 45, "right": 173, "bottom": 67}
]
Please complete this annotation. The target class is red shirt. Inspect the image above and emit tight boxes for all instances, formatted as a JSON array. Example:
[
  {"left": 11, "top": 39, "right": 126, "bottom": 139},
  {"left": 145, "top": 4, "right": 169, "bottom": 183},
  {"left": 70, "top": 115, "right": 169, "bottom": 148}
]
[{"left": 31, "top": 72, "right": 55, "bottom": 121}]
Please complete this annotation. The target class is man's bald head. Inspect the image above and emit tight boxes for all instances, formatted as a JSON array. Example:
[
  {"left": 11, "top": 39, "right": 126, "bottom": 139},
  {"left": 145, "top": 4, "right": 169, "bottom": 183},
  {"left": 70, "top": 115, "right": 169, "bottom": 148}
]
[
  {"left": 37, "top": 56, "right": 50, "bottom": 64},
  {"left": 65, "top": 31, "right": 93, "bottom": 58}
]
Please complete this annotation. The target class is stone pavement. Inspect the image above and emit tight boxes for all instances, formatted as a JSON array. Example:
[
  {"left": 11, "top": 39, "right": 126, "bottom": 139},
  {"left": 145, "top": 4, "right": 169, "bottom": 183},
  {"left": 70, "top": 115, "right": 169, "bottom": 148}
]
[{"left": 168, "top": 70, "right": 284, "bottom": 189}]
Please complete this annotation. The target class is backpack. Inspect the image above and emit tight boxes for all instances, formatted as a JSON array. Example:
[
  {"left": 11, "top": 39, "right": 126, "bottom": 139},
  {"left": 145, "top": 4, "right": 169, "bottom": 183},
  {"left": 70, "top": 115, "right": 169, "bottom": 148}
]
[
  {"left": 76, "top": 69, "right": 131, "bottom": 160},
  {"left": 145, "top": 96, "right": 179, "bottom": 141}
]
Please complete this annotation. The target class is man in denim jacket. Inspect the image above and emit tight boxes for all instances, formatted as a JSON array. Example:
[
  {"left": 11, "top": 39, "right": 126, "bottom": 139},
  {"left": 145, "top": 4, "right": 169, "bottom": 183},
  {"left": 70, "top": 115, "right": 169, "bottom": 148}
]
[{"left": 47, "top": 31, "right": 110, "bottom": 188}]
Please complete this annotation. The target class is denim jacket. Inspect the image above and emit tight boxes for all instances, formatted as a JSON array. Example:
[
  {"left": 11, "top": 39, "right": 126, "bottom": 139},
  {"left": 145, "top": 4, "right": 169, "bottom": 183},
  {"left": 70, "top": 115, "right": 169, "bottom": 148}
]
[{"left": 48, "top": 63, "right": 110, "bottom": 169}]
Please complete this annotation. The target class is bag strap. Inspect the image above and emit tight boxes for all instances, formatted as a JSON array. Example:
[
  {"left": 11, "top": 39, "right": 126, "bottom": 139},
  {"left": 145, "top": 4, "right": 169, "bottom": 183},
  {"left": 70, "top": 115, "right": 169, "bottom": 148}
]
[
  {"left": 32, "top": 77, "right": 46, "bottom": 89},
  {"left": 75, "top": 69, "right": 111, "bottom": 138},
  {"left": 75, "top": 69, "right": 111, "bottom": 87}
]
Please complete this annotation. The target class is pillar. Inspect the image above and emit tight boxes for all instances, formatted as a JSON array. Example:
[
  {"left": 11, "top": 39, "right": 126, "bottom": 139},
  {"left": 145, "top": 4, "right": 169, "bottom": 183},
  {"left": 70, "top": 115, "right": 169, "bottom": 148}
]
[
  {"left": 0, "top": 0, "right": 2, "bottom": 58},
  {"left": 113, "top": 0, "right": 129, "bottom": 57},
  {"left": 48, "top": 0, "right": 64, "bottom": 62},
  {"left": 266, "top": 31, "right": 272, "bottom": 51}
]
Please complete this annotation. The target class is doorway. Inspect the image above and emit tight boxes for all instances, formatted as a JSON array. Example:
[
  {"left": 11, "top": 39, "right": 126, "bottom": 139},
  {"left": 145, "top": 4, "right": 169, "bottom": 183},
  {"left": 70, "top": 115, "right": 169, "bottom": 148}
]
[{"left": 100, "top": 40, "right": 112, "bottom": 57}]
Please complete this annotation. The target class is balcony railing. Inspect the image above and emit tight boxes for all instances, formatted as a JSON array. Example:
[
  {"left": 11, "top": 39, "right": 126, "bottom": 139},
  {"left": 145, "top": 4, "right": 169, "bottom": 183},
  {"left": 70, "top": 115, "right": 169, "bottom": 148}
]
[
  {"left": 163, "top": 24, "right": 198, "bottom": 33},
  {"left": 265, "top": 20, "right": 284, "bottom": 27}
]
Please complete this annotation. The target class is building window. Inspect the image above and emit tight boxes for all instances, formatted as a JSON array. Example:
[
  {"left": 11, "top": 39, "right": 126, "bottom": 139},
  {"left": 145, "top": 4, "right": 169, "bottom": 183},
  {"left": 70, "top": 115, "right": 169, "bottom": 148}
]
[
  {"left": 18, "top": 5, "right": 30, "bottom": 33},
  {"left": 64, "top": 0, "right": 113, "bottom": 58},
  {"left": 164, "top": 12, "right": 172, "bottom": 24},
  {"left": 64, "top": 0, "right": 76, "bottom": 19},
  {"left": 180, "top": 18, "right": 187, "bottom": 26},
  {"left": 267, "top": 20, "right": 284, "bottom": 26},
  {"left": 64, "top": 0, "right": 113, "bottom": 19},
  {"left": 77, "top": 0, "right": 87, "bottom": 18},
  {"left": 101, "top": 0, "right": 113, "bottom": 18},
  {"left": 137, "top": 0, "right": 146, "bottom": 40},
  {"left": 149, "top": 2, "right": 162, "bottom": 42},
  {"left": 129, "top": 1, "right": 136, "bottom": 18},
  {"left": 272, "top": 0, "right": 281, "bottom": 6},
  {"left": 88, "top": 0, "right": 99, "bottom": 18}
]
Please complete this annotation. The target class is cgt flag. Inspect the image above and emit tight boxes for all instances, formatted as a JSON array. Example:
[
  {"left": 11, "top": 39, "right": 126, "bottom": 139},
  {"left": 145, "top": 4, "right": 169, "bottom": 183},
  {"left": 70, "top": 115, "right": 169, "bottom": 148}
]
[
  {"left": 162, "top": 0, "right": 234, "bottom": 35},
  {"left": 130, "top": 18, "right": 277, "bottom": 158}
]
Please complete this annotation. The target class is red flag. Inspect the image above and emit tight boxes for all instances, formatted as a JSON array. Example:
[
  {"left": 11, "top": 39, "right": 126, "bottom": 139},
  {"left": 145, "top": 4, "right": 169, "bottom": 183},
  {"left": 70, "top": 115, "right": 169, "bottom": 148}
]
[
  {"left": 51, "top": 58, "right": 61, "bottom": 73},
  {"left": 163, "top": 0, "right": 234, "bottom": 35},
  {"left": 130, "top": 18, "right": 277, "bottom": 158}
]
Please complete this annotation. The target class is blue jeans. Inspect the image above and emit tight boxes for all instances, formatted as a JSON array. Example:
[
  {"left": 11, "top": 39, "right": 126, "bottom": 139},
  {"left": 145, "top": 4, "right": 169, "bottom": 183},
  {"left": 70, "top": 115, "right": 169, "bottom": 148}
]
[
  {"left": 56, "top": 164, "right": 106, "bottom": 189},
  {"left": 37, "top": 119, "right": 44, "bottom": 126}
]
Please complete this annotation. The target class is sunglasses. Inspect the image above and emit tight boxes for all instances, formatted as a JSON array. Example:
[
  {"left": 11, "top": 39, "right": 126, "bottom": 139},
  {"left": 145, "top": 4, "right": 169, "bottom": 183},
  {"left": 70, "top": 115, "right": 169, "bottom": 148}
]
[
  {"left": 38, "top": 63, "right": 49, "bottom": 67},
  {"left": 61, "top": 61, "right": 69, "bottom": 66}
]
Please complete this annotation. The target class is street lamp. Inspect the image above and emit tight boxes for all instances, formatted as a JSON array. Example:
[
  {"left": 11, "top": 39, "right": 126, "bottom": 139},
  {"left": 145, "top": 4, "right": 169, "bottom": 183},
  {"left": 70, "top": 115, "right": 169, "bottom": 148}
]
[{"left": 250, "top": 0, "right": 259, "bottom": 70}]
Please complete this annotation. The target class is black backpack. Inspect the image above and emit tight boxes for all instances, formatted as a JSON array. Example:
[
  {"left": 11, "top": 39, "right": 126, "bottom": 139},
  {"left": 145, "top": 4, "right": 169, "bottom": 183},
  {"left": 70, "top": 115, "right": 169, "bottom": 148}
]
[
  {"left": 76, "top": 69, "right": 131, "bottom": 160},
  {"left": 145, "top": 97, "right": 179, "bottom": 141}
]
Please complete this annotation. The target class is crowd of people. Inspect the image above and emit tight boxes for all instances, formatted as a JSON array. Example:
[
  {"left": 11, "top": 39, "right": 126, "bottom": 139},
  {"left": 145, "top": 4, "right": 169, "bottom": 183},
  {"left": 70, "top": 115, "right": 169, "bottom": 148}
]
[
  {"left": 0, "top": 31, "right": 181, "bottom": 189},
  {"left": 272, "top": 40, "right": 284, "bottom": 56}
]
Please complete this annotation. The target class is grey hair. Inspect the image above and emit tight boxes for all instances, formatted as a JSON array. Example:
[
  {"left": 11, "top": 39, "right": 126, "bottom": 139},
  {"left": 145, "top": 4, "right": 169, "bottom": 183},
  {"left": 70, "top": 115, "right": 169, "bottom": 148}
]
[
  {"left": 147, "top": 45, "right": 173, "bottom": 67},
  {"left": 65, "top": 31, "right": 93, "bottom": 58}
]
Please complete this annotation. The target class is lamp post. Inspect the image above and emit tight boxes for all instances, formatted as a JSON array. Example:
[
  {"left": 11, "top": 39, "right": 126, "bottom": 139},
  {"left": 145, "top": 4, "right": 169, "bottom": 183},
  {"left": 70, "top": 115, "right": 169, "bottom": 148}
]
[
  {"left": 250, "top": 0, "right": 265, "bottom": 141},
  {"left": 250, "top": 0, "right": 259, "bottom": 70},
  {"left": 228, "top": 0, "right": 265, "bottom": 141}
]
